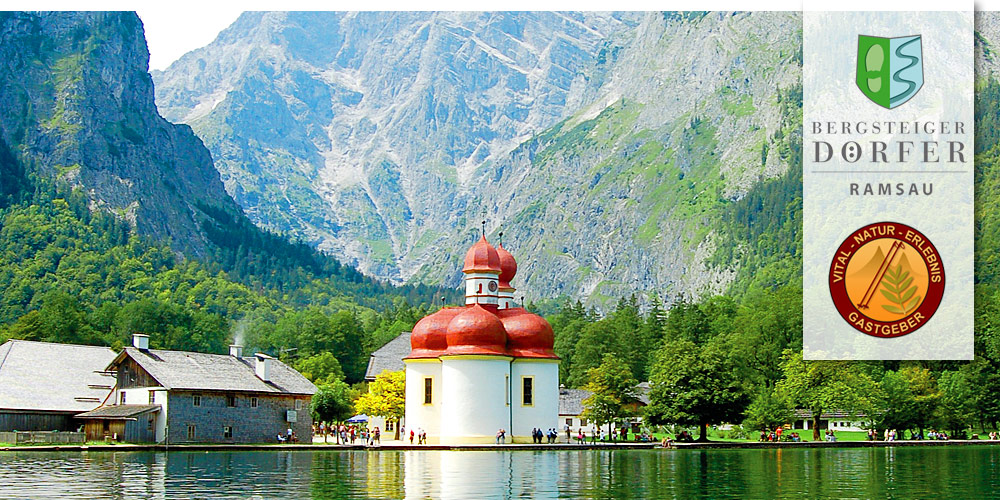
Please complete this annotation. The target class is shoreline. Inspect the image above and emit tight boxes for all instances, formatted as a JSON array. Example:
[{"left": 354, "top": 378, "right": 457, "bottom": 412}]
[{"left": 0, "top": 439, "right": 995, "bottom": 452}]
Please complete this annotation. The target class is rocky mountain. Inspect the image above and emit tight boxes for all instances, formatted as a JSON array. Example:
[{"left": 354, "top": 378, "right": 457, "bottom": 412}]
[
  {"left": 0, "top": 11, "right": 245, "bottom": 256},
  {"left": 153, "top": 11, "right": 803, "bottom": 307}
]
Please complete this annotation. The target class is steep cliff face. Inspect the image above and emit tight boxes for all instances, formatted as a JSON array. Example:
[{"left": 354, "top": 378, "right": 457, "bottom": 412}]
[
  {"left": 0, "top": 11, "right": 243, "bottom": 256},
  {"left": 154, "top": 11, "right": 802, "bottom": 306},
  {"left": 429, "top": 12, "right": 802, "bottom": 303},
  {"left": 153, "top": 12, "right": 643, "bottom": 279}
]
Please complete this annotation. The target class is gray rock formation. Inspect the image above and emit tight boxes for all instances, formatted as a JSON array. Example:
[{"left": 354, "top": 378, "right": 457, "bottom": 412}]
[
  {"left": 0, "top": 11, "right": 244, "bottom": 256},
  {"left": 154, "top": 11, "right": 804, "bottom": 307}
]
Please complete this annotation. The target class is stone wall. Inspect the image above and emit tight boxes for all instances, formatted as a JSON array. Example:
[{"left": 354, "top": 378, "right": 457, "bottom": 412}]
[{"left": 166, "top": 391, "right": 312, "bottom": 444}]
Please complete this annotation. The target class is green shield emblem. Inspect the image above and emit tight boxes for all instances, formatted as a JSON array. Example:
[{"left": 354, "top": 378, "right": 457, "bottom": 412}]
[{"left": 856, "top": 35, "right": 923, "bottom": 109}]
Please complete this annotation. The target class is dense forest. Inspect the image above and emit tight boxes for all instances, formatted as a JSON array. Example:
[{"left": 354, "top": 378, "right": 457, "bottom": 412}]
[
  {"left": 0, "top": 140, "right": 451, "bottom": 383},
  {"left": 547, "top": 76, "right": 1000, "bottom": 439}
]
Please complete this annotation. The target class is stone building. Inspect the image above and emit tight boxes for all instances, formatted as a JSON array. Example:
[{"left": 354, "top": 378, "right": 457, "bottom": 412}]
[
  {"left": 79, "top": 334, "right": 316, "bottom": 443},
  {"left": 404, "top": 235, "right": 559, "bottom": 444}
]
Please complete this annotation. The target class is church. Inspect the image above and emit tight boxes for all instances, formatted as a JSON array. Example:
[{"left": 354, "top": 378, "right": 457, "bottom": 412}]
[{"left": 403, "top": 234, "right": 559, "bottom": 444}]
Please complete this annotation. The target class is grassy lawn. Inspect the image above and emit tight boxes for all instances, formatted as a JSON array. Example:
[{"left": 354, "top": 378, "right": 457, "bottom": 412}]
[
  {"left": 648, "top": 427, "right": 1000, "bottom": 443},
  {"left": 646, "top": 428, "right": 871, "bottom": 443}
]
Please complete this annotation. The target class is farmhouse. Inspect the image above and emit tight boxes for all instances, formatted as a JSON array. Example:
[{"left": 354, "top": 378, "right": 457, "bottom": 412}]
[{"left": 77, "top": 334, "right": 316, "bottom": 443}]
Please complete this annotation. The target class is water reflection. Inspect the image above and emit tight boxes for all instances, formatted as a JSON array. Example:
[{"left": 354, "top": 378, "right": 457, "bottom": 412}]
[{"left": 2, "top": 446, "right": 1000, "bottom": 499}]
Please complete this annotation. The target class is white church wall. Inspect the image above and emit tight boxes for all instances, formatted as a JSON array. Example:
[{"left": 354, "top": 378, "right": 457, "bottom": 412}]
[
  {"left": 404, "top": 360, "right": 442, "bottom": 441},
  {"left": 511, "top": 360, "right": 559, "bottom": 441},
  {"left": 440, "top": 356, "right": 511, "bottom": 444}
]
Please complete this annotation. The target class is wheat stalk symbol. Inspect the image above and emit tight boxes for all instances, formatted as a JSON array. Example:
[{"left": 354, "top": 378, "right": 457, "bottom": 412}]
[{"left": 880, "top": 262, "right": 921, "bottom": 315}]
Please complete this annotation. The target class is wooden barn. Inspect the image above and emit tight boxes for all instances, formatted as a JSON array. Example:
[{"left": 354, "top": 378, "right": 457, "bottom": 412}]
[
  {"left": 76, "top": 404, "right": 159, "bottom": 442},
  {"left": 0, "top": 340, "right": 116, "bottom": 432}
]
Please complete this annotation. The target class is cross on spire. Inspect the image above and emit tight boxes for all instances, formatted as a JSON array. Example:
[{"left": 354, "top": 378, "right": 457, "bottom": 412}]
[
  {"left": 481, "top": 220, "right": 486, "bottom": 238},
  {"left": 498, "top": 231, "right": 503, "bottom": 246}
]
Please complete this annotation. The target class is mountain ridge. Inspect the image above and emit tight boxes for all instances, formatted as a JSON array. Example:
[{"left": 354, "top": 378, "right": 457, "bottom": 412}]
[{"left": 153, "top": 11, "right": 802, "bottom": 308}]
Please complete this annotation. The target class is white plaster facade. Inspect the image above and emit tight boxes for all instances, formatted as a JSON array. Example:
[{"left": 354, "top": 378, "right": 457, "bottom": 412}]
[
  {"left": 510, "top": 359, "right": 559, "bottom": 439},
  {"left": 403, "top": 359, "right": 442, "bottom": 439}
]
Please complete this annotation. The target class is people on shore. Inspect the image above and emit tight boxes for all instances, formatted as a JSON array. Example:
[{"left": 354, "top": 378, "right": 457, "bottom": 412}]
[
  {"left": 661, "top": 435, "right": 673, "bottom": 448},
  {"left": 496, "top": 428, "right": 506, "bottom": 444}
]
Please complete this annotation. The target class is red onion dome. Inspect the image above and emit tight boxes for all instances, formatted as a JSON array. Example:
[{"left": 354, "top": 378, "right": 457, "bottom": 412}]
[
  {"left": 406, "top": 307, "right": 461, "bottom": 359},
  {"left": 444, "top": 304, "right": 509, "bottom": 356},
  {"left": 462, "top": 235, "right": 502, "bottom": 274},
  {"left": 497, "top": 308, "right": 558, "bottom": 359},
  {"left": 496, "top": 243, "right": 517, "bottom": 290}
]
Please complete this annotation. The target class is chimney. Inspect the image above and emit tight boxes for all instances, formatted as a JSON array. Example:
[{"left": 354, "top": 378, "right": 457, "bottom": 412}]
[
  {"left": 255, "top": 353, "right": 273, "bottom": 382},
  {"left": 132, "top": 333, "right": 149, "bottom": 350},
  {"left": 229, "top": 345, "right": 243, "bottom": 358}
]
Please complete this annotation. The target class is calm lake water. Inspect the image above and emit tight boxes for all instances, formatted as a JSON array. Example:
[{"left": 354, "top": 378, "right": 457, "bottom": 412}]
[{"left": 1, "top": 446, "right": 1000, "bottom": 499}]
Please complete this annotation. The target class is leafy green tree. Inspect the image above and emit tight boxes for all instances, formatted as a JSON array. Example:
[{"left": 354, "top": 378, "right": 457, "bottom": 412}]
[
  {"left": 610, "top": 295, "right": 648, "bottom": 382},
  {"left": 354, "top": 370, "right": 406, "bottom": 440},
  {"left": 295, "top": 352, "right": 346, "bottom": 386},
  {"left": 569, "top": 319, "right": 619, "bottom": 387},
  {"left": 581, "top": 354, "right": 640, "bottom": 438},
  {"left": 936, "top": 369, "right": 976, "bottom": 436},
  {"left": 776, "top": 350, "right": 879, "bottom": 441},
  {"left": 878, "top": 366, "right": 940, "bottom": 436},
  {"left": 550, "top": 299, "right": 591, "bottom": 384},
  {"left": 742, "top": 388, "right": 794, "bottom": 432},
  {"left": 663, "top": 300, "right": 711, "bottom": 344},
  {"left": 646, "top": 338, "right": 748, "bottom": 441},
  {"left": 311, "top": 380, "right": 356, "bottom": 443},
  {"left": 726, "top": 285, "right": 803, "bottom": 391}
]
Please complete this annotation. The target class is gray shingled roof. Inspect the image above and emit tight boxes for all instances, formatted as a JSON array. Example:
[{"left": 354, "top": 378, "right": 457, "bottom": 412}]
[
  {"left": 559, "top": 384, "right": 651, "bottom": 416},
  {"left": 0, "top": 340, "right": 116, "bottom": 412},
  {"left": 115, "top": 347, "right": 316, "bottom": 396},
  {"left": 75, "top": 404, "right": 160, "bottom": 419},
  {"left": 793, "top": 409, "right": 867, "bottom": 419},
  {"left": 365, "top": 331, "right": 411, "bottom": 381},
  {"left": 558, "top": 388, "right": 591, "bottom": 416}
]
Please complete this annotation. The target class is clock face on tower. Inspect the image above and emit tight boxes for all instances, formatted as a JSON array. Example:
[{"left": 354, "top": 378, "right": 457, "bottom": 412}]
[{"left": 488, "top": 281, "right": 498, "bottom": 292}]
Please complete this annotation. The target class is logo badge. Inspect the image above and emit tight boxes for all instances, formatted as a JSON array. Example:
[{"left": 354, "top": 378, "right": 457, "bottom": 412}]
[
  {"left": 829, "top": 222, "right": 944, "bottom": 338},
  {"left": 856, "top": 35, "right": 923, "bottom": 109}
]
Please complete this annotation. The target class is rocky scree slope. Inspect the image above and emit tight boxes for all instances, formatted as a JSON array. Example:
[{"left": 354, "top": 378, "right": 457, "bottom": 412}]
[{"left": 154, "top": 11, "right": 802, "bottom": 306}]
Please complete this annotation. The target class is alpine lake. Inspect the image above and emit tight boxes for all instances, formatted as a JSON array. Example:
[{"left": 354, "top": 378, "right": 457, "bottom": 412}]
[{"left": 1, "top": 445, "right": 999, "bottom": 499}]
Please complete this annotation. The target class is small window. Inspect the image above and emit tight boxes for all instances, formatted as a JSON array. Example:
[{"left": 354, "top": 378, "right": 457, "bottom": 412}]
[
  {"left": 250, "top": 397, "right": 258, "bottom": 408},
  {"left": 566, "top": 418, "right": 573, "bottom": 426},
  {"left": 148, "top": 417, "right": 154, "bottom": 432},
  {"left": 193, "top": 395, "right": 201, "bottom": 407},
  {"left": 187, "top": 425, "right": 196, "bottom": 440},
  {"left": 424, "top": 377, "right": 433, "bottom": 405},
  {"left": 149, "top": 391, "right": 155, "bottom": 404},
  {"left": 120, "top": 392, "right": 126, "bottom": 404},
  {"left": 295, "top": 399, "right": 303, "bottom": 411},
  {"left": 223, "top": 426, "right": 233, "bottom": 439},
  {"left": 386, "top": 420, "right": 394, "bottom": 431},
  {"left": 227, "top": 394, "right": 236, "bottom": 407},
  {"left": 580, "top": 418, "right": 588, "bottom": 427},
  {"left": 522, "top": 377, "right": 533, "bottom": 406}
]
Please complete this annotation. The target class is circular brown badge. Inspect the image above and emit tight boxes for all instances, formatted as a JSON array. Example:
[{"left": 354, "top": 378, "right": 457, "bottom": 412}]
[{"left": 829, "top": 222, "right": 944, "bottom": 338}]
